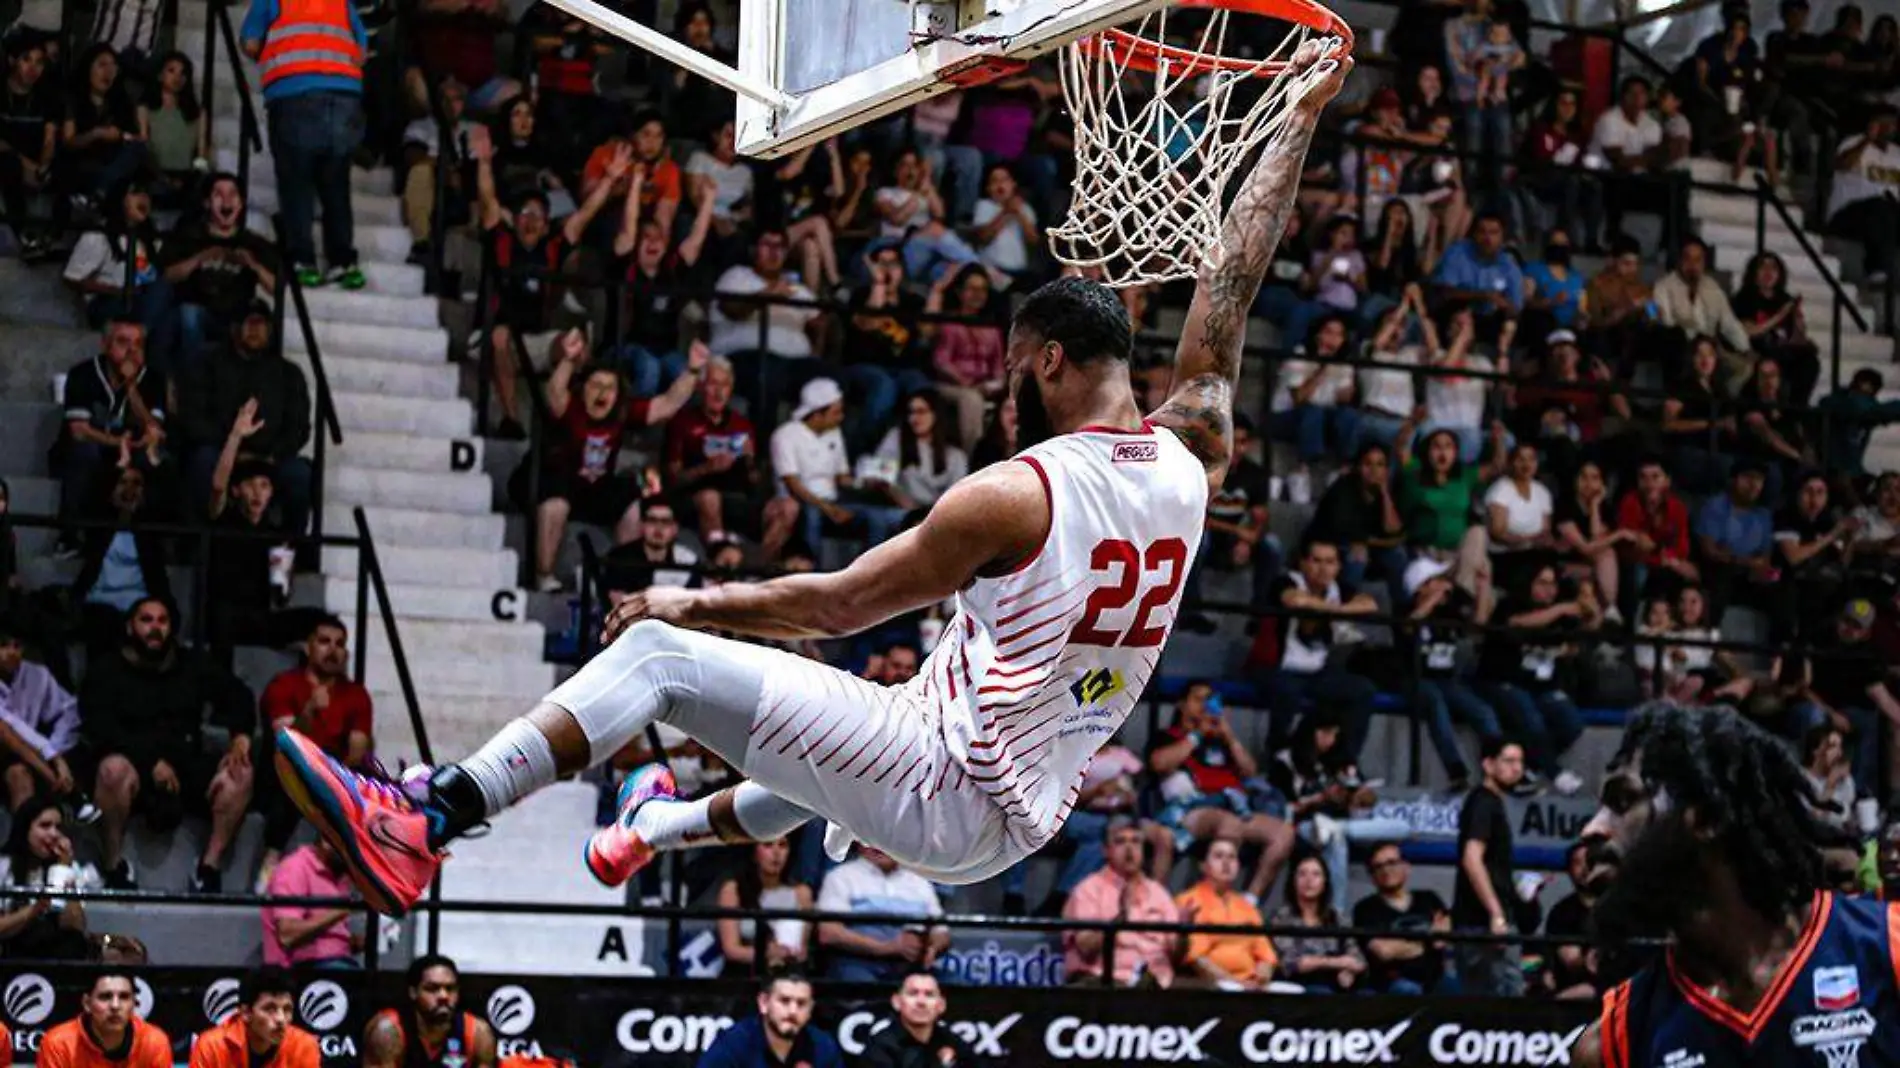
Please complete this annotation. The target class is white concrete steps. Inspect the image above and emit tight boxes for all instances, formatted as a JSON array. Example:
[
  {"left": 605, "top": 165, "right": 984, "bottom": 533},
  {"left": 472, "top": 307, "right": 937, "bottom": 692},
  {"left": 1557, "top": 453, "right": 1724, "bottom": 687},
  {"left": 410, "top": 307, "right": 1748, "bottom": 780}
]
[
  {"left": 248, "top": 212, "right": 415, "bottom": 266},
  {"left": 372, "top": 694, "right": 533, "bottom": 763},
  {"left": 322, "top": 577, "right": 527, "bottom": 624},
  {"left": 287, "top": 350, "right": 459, "bottom": 400},
  {"left": 324, "top": 505, "right": 506, "bottom": 550},
  {"left": 284, "top": 318, "right": 450, "bottom": 363},
  {"left": 1699, "top": 221, "right": 1841, "bottom": 276},
  {"left": 332, "top": 431, "right": 482, "bottom": 473},
  {"left": 322, "top": 541, "right": 517, "bottom": 590},
  {"left": 356, "top": 617, "right": 547, "bottom": 663},
  {"left": 1689, "top": 190, "right": 1805, "bottom": 229},
  {"left": 296, "top": 286, "right": 441, "bottom": 330},
  {"left": 357, "top": 651, "right": 557, "bottom": 700},
  {"left": 331, "top": 390, "right": 472, "bottom": 437},
  {"left": 328, "top": 465, "right": 494, "bottom": 514}
]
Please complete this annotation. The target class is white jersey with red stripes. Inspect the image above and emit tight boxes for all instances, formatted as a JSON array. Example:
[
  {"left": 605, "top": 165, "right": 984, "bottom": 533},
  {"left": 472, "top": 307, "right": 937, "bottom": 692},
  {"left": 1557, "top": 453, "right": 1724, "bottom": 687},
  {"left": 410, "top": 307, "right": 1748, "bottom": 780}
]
[{"left": 913, "top": 422, "right": 1209, "bottom": 853}]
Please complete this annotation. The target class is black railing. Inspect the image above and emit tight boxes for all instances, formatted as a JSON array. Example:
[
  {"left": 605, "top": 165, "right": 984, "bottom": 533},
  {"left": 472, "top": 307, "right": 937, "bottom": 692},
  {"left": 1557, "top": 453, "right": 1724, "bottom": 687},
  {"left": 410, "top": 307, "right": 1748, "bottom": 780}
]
[
  {"left": 202, "top": 0, "right": 265, "bottom": 194},
  {"left": 270, "top": 211, "right": 344, "bottom": 547},
  {"left": 1752, "top": 173, "right": 1872, "bottom": 393},
  {"left": 349, "top": 506, "right": 430, "bottom": 765}
]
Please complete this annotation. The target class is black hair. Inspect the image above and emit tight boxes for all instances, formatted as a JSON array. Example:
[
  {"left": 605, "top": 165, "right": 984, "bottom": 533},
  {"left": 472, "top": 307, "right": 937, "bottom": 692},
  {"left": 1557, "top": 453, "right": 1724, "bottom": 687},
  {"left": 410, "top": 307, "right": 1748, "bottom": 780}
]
[
  {"left": 72, "top": 42, "right": 129, "bottom": 106},
  {"left": 1853, "top": 368, "right": 1885, "bottom": 392},
  {"left": 241, "top": 968, "right": 297, "bottom": 1006},
  {"left": 672, "top": 0, "right": 715, "bottom": 35},
  {"left": 309, "top": 613, "right": 347, "bottom": 638},
  {"left": 732, "top": 837, "right": 803, "bottom": 914},
  {"left": 1300, "top": 536, "right": 1340, "bottom": 560},
  {"left": 1304, "top": 312, "right": 1352, "bottom": 353},
  {"left": 628, "top": 108, "right": 665, "bottom": 135},
  {"left": 1610, "top": 234, "right": 1643, "bottom": 259},
  {"left": 1366, "top": 841, "right": 1404, "bottom": 868},
  {"left": 4, "top": 794, "right": 64, "bottom": 880},
  {"left": 406, "top": 954, "right": 459, "bottom": 989},
  {"left": 1472, "top": 210, "right": 1508, "bottom": 231},
  {"left": 142, "top": 50, "right": 202, "bottom": 122},
  {"left": 759, "top": 964, "right": 810, "bottom": 996},
  {"left": 1618, "top": 74, "right": 1652, "bottom": 97},
  {"left": 1011, "top": 276, "right": 1133, "bottom": 367},
  {"left": 1800, "top": 721, "right": 1842, "bottom": 766},
  {"left": 1608, "top": 702, "right": 1840, "bottom": 922},
  {"left": 1676, "top": 235, "right": 1711, "bottom": 262},
  {"left": 88, "top": 969, "right": 137, "bottom": 995},
  {"left": 1288, "top": 853, "right": 1340, "bottom": 926},
  {"left": 1416, "top": 428, "right": 1465, "bottom": 487},
  {"left": 1354, "top": 441, "right": 1392, "bottom": 465},
  {"left": 125, "top": 595, "right": 175, "bottom": 628},
  {"left": 1780, "top": 0, "right": 1809, "bottom": 15},
  {"left": 1480, "top": 736, "right": 1523, "bottom": 762},
  {"left": 1182, "top": 677, "right": 1216, "bottom": 697}
]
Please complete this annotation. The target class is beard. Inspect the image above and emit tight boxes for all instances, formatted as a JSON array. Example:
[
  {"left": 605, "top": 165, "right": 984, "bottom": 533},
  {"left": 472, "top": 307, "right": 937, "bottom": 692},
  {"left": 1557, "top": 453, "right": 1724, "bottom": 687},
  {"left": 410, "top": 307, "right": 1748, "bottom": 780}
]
[
  {"left": 1590, "top": 814, "right": 1711, "bottom": 952},
  {"left": 1013, "top": 375, "right": 1057, "bottom": 452}
]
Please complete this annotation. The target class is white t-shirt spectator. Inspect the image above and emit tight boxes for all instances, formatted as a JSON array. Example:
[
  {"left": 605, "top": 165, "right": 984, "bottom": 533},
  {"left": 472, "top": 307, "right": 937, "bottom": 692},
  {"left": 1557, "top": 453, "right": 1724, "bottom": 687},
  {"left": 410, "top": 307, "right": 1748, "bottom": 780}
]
[
  {"left": 1484, "top": 477, "right": 1554, "bottom": 544},
  {"left": 1426, "top": 352, "right": 1493, "bottom": 429},
  {"left": 63, "top": 231, "right": 158, "bottom": 291},
  {"left": 1359, "top": 344, "right": 1418, "bottom": 418},
  {"left": 770, "top": 418, "right": 849, "bottom": 501},
  {"left": 816, "top": 854, "right": 943, "bottom": 943},
  {"left": 1828, "top": 135, "right": 1900, "bottom": 220},
  {"left": 708, "top": 266, "right": 818, "bottom": 358},
  {"left": 1270, "top": 357, "right": 1355, "bottom": 412},
  {"left": 686, "top": 150, "right": 755, "bottom": 219},
  {"left": 1590, "top": 108, "right": 1663, "bottom": 169},
  {"left": 874, "top": 186, "right": 933, "bottom": 238},
  {"left": 971, "top": 197, "right": 1036, "bottom": 273}
]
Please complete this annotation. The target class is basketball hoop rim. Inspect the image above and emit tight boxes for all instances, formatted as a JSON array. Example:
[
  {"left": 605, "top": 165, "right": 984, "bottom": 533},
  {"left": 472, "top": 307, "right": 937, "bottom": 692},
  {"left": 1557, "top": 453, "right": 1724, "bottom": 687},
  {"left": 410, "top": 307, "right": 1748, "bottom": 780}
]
[{"left": 1074, "top": 0, "right": 1354, "bottom": 78}]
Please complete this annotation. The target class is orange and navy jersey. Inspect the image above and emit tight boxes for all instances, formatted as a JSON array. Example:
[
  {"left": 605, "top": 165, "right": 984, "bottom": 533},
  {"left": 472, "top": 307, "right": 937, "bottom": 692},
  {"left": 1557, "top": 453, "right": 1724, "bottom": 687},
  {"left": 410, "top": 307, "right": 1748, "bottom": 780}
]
[
  {"left": 1598, "top": 891, "right": 1900, "bottom": 1066},
  {"left": 371, "top": 1009, "right": 484, "bottom": 1068},
  {"left": 189, "top": 1016, "right": 319, "bottom": 1068},
  {"left": 36, "top": 1017, "right": 172, "bottom": 1068}
]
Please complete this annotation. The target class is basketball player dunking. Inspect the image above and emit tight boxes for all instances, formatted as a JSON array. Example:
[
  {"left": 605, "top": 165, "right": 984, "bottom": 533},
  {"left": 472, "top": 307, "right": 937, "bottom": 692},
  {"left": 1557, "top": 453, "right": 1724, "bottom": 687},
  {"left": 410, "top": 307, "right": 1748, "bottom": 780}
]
[
  {"left": 273, "top": 42, "right": 1353, "bottom": 917},
  {"left": 1573, "top": 703, "right": 1899, "bottom": 1068}
]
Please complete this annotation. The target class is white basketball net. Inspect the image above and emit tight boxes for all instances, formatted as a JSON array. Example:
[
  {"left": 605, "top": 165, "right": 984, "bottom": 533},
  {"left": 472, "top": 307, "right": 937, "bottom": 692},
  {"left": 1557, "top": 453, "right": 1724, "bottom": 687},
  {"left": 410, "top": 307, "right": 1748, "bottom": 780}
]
[{"left": 1050, "top": 9, "right": 1339, "bottom": 288}]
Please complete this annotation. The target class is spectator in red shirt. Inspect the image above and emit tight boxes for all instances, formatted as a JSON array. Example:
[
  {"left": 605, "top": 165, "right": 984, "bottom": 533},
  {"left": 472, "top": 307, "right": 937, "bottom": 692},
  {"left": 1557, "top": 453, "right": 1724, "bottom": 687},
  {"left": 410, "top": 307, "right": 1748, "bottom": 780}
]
[
  {"left": 471, "top": 125, "right": 626, "bottom": 437},
  {"left": 664, "top": 355, "right": 800, "bottom": 551},
  {"left": 1617, "top": 456, "right": 1699, "bottom": 609},
  {"left": 257, "top": 614, "right": 372, "bottom": 881},
  {"left": 527, "top": 330, "right": 705, "bottom": 592}
]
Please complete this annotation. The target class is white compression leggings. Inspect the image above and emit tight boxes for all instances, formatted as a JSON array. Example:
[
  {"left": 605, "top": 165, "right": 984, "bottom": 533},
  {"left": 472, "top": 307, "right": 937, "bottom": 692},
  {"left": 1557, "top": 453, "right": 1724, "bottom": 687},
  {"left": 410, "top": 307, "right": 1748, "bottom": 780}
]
[{"left": 542, "top": 621, "right": 817, "bottom": 843}]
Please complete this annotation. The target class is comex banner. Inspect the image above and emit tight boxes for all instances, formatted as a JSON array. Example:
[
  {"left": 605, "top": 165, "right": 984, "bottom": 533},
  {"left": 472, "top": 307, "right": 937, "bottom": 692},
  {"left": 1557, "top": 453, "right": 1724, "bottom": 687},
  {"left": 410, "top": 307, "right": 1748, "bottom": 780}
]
[{"left": 3, "top": 968, "right": 1593, "bottom": 1068}]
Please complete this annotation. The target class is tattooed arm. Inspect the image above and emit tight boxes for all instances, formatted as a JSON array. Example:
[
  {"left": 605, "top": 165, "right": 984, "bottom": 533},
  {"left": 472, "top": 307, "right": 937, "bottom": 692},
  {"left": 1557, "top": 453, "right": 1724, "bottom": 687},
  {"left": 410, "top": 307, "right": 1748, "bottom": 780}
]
[{"left": 1151, "top": 41, "right": 1352, "bottom": 490}]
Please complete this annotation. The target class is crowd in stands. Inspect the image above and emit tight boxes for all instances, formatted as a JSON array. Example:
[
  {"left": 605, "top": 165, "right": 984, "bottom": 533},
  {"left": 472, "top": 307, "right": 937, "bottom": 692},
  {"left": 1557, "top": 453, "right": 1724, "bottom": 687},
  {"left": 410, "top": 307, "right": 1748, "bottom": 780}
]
[{"left": 2, "top": 0, "right": 1900, "bottom": 1008}]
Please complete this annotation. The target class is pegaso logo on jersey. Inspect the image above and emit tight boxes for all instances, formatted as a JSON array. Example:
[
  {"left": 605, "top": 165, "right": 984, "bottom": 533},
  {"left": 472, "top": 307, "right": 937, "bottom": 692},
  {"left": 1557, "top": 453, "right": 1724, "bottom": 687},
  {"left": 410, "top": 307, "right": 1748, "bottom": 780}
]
[
  {"left": 1070, "top": 668, "right": 1125, "bottom": 708},
  {"left": 1112, "top": 441, "right": 1159, "bottom": 464}
]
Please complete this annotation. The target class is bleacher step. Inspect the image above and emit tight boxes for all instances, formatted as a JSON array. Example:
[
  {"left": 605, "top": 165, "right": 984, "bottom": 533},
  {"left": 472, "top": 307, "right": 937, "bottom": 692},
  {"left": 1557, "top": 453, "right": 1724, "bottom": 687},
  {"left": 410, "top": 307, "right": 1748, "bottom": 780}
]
[
  {"left": 330, "top": 390, "right": 473, "bottom": 437},
  {"left": 322, "top": 542, "right": 519, "bottom": 589},
  {"left": 284, "top": 318, "right": 450, "bottom": 364},
  {"left": 324, "top": 504, "right": 505, "bottom": 550},
  {"left": 287, "top": 351, "right": 460, "bottom": 400},
  {"left": 322, "top": 577, "right": 527, "bottom": 623},
  {"left": 331, "top": 431, "right": 482, "bottom": 473}
]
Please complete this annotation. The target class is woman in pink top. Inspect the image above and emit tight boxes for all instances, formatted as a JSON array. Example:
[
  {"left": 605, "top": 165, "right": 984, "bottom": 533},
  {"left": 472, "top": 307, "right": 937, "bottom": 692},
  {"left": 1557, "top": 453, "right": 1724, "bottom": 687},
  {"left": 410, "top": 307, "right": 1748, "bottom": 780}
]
[
  {"left": 261, "top": 839, "right": 358, "bottom": 967},
  {"left": 925, "top": 266, "right": 1006, "bottom": 447}
]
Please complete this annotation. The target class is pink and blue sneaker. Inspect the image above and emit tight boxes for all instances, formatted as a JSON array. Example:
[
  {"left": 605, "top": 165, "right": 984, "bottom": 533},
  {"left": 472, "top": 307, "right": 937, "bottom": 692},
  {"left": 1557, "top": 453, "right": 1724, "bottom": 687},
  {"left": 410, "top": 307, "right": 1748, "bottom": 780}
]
[{"left": 585, "top": 764, "right": 678, "bottom": 887}]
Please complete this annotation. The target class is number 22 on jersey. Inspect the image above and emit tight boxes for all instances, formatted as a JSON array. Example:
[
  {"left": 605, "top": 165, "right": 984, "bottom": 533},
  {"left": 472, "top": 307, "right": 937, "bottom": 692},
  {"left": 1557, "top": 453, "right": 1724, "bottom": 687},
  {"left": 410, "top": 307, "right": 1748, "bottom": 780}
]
[{"left": 1069, "top": 537, "right": 1189, "bottom": 648}]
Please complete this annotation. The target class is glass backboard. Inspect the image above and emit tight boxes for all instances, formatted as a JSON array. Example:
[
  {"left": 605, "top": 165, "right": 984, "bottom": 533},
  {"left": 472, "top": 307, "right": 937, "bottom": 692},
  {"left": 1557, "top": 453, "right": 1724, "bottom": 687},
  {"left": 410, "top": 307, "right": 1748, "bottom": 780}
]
[{"left": 733, "top": 0, "right": 1172, "bottom": 157}]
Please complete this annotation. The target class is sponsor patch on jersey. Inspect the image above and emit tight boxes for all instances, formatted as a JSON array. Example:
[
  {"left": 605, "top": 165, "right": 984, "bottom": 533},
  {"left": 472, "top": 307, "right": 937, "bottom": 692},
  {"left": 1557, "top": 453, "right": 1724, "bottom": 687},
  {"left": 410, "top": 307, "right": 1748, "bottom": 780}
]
[
  {"left": 1071, "top": 668, "right": 1125, "bottom": 707},
  {"left": 1791, "top": 1008, "right": 1875, "bottom": 1048},
  {"left": 1815, "top": 966, "right": 1861, "bottom": 1012},
  {"left": 1112, "top": 441, "right": 1159, "bottom": 463}
]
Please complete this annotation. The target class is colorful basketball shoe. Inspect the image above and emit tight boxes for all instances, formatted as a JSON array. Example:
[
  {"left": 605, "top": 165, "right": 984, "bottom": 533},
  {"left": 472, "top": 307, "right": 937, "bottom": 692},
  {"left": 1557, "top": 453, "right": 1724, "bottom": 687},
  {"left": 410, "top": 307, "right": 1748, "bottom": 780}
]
[
  {"left": 584, "top": 764, "right": 678, "bottom": 887},
  {"left": 273, "top": 728, "right": 442, "bottom": 916}
]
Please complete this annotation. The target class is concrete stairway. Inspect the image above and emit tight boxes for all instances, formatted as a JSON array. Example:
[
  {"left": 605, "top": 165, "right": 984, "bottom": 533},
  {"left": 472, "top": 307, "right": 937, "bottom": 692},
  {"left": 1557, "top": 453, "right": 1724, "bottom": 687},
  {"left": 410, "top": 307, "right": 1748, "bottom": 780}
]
[
  {"left": 1682, "top": 158, "right": 1900, "bottom": 467},
  {"left": 179, "top": 1, "right": 556, "bottom": 764}
]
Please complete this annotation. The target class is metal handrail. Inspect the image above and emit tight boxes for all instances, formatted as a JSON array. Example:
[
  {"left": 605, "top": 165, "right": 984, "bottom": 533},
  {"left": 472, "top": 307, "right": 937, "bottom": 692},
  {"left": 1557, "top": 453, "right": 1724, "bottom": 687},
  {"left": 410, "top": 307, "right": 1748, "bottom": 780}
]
[
  {"left": 1752, "top": 173, "right": 1872, "bottom": 394},
  {"left": 350, "top": 506, "right": 430, "bottom": 765},
  {"left": 204, "top": 0, "right": 265, "bottom": 193}
]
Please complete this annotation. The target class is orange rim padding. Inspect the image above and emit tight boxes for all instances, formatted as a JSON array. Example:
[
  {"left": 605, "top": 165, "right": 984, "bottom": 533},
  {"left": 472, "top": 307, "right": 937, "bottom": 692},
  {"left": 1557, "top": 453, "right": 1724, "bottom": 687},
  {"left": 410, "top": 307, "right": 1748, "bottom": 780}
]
[{"left": 1075, "top": 0, "right": 1354, "bottom": 77}]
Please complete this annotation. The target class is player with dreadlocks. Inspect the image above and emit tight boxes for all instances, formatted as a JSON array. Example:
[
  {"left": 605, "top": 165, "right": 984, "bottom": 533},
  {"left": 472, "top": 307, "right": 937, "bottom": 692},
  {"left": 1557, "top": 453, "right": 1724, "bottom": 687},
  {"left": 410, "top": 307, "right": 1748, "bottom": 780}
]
[{"left": 1572, "top": 702, "right": 1896, "bottom": 1068}]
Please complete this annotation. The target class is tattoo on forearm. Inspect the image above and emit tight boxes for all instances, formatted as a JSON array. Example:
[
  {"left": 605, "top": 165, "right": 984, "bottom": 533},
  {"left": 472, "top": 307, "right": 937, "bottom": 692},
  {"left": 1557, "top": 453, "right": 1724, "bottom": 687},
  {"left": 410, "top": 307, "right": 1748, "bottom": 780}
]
[{"left": 1178, "top": 113, "right": 1322, "bottom": 387}]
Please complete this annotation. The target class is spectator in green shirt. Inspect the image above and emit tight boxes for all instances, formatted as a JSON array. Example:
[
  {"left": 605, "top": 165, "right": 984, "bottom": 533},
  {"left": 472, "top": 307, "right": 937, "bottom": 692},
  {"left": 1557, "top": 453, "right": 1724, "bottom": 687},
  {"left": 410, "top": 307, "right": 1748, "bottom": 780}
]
[{"left": 1396, "top": 419, "right": 1507, "bottom": 602}]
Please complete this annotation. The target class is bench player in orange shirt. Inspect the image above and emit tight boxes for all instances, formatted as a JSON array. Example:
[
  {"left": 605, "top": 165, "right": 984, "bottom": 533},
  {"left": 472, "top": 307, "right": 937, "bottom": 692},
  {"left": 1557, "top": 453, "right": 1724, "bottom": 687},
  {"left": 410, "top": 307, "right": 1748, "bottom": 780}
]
[
  {"left": 189, "top": 970, "right": 318, "bottom": 1068},
  {"left": 35, "top": 972, "right": 169, "bottom": 1068}
]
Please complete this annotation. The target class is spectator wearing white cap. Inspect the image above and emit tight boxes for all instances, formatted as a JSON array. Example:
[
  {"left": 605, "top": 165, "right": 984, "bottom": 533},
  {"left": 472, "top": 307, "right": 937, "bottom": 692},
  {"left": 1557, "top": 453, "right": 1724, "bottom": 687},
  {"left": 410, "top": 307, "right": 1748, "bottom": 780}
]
[
  {"left": 769, "top": 379, "right": 909, "bottom": 554},
  {"left": 1402, "top": 555, "right": 1501, "bottom": 791}
]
